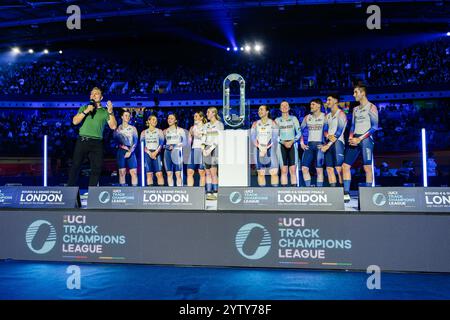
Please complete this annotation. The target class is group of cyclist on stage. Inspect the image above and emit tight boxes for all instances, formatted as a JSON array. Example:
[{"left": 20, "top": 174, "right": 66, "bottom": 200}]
[{"left": 110, "top": 84, "right": 378, "bottom": 202}]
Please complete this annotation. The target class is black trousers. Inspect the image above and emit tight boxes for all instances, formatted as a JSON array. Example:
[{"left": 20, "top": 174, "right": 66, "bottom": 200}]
[{"left": 68, "top": 137, "right": 104, "bottom": 187}]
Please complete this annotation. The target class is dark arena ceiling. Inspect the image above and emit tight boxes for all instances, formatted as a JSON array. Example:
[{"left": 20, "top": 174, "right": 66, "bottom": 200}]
[{"left": 0, "top": 0, "right": 448, "bottom": 50}]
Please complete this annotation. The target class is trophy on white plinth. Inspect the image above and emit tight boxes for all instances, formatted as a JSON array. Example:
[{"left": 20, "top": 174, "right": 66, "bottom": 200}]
[{"left": 219, "top": 73, "right": 250, "bottom": 187}]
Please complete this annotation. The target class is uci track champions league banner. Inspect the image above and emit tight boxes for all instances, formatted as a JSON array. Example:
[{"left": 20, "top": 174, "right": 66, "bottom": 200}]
[
  {"left": 1, "top": 211, "right": 141, "bottom": 263},
  {"left": 87, "top": 186, "right": 205, "bottom": 210},
  {"left": 235, "top": 217, "right": 352, "bottom": 265},
  {"left": 360, "top": 187, "right": 450, "bottom": 212},
  {"left": 2, "top": 210, "right": 450, "bottom": 272},
  {"left": 0, "top": 186, "right": 80, "bottom": 209},
  {"left": 218, "top": 187, "right": 344, "bottom": 211}
]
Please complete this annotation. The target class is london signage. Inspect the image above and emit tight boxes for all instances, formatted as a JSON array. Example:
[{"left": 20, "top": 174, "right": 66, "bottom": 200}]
[
  {"left": 0, "top": 186, "right": 80, "bottom": 209},
  {"left": 359, "top": 187, "right": 450, "bottom": 212},
  {"left": 218, "top": 187, "right": 344, "bottom": 211},
  {"left": 87, "top": 186, "right": 205, "bottom": 210}
]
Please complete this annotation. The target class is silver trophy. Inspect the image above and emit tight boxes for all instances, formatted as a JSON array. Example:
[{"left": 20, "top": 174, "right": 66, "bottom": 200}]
[{"left": 223, "top": 73, "right": 246, "bottom": 128}]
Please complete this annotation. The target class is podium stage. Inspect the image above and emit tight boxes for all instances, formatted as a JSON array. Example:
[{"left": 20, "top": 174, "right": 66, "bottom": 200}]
[{"left": 1, "top": 208, "right": 450, "bottom": 273}]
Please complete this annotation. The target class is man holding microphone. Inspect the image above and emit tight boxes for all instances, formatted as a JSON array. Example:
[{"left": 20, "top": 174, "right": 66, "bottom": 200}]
[{"left": 68, "top": 87, "right": 117, "bottom": 187}]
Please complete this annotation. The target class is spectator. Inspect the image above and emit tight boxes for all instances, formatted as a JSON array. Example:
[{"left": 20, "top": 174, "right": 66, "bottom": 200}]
[
  {"left": 397, "top": 160, "right": 416, "bottom": 181},
  {"left": 380, "top": 162, "right": 392, "bottom": 177},
  {"left": 427, "top": 152, "right": 438, "bottom": 177}
]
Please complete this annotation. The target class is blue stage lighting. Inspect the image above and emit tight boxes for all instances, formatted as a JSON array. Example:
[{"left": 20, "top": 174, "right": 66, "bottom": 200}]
[
  {"left": 371, "top": 158, "right": 375, "bottom": 187},
  {"left": 421, "top": 128, "right": 428, "bottom": 187},
  {"left": 233, "top": 47, "right": 238, "bottom": 52},
  {"left": 43, "top": 135, "right": 48, "bottom": 187},
  {"left": 11, "top": 47, "right": 20, "bottom": 55},
  {"left": 226, "top": 47, "right": 230, "bottom": 51},
  {"left": 28, "top": 49, "right": 34, "bottom": 54},
  {"left": 141, "top": 141, "right": 145, "bottom": 187}
]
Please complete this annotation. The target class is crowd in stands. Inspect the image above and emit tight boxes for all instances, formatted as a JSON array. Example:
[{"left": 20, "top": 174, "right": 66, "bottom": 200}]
[
  {"left": 0, "top": 38, "right": 448, "bottom": 96},
  {"left": 1, "top": 100, "right": 448, "bottom": 161},
  {"left": 376, "top": 102, "right": 450, "bottom": 151},
  {"left": 0, "top": 36, "right": 448, "bottom": 182}
]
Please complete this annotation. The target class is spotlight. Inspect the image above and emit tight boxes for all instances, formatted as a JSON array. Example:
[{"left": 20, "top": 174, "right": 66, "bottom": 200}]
[
  {"left": 233, "top": 47, "right": 238, "bottom": 52},
  {"left": 11, "top": 47, "right": 21, "bottom": 54},
  {"left": 28, "top": 49, "right": 34, "bottom": 54},
  {"left": 43, "top": 49, "right": 49, "bottom": 54},
  {"left": 59, "top": 50, "right": 63, "bottom": 54},
  {"left": 421, "top": 128, "right": 428, "bottom": 187},
  {"left": 447, "top": 32, "right": 450, "bottom": 36},
  {"left": 240, "top": 47, "right": 244, "bottom": 51},
  {"left": 226, "top": 47, "right": 230, "bottom": 51},
  {"left": 244, "top": 45, "right": 251, "bottom": 52},
  {"left": 254, "top": 44, "right": 262, "bottom": 52}
]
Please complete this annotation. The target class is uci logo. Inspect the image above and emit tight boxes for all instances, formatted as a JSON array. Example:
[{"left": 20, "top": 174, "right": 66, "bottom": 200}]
[
  {"left": 229, "top": 191, "right": 242, "bottom": 204},
  {"left": 372, "top": 193, "right": 387, "bottom": 206},
  {"left": 235, "top": 223, "right": 271, "bottom": 260},
  {"left": 98, "top": 191, "right": 111, "bottom": 204},
  {"left": 25, "top": 220, "right": 57, "bottom": 254}
]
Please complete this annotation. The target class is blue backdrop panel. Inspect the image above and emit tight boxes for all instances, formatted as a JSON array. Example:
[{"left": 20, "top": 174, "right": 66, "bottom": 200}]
[{"left": 0, "top": 210, "right": 449, "bottom": 273}]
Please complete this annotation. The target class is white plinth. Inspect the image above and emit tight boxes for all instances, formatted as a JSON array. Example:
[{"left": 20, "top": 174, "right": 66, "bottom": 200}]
[{"left": 218, "top": 129, "right": 249, "bottom": 187}]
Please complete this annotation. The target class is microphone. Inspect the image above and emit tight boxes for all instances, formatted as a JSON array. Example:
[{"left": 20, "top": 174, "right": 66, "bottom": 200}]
[{"left": 89, "top": 99, "right": 97, "bottom": 118}]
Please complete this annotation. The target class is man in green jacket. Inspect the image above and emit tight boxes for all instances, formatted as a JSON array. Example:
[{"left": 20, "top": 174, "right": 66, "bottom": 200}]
[{"left": 68, "top": 87, "right": 117, "bottom": 187}]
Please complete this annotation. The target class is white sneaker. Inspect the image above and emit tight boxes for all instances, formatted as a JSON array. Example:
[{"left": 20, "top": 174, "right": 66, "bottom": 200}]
[
  {"left": 344, "top": 193, "right": 351, "bottom": 203},
  {"left": 206, "top": 193, "right": 218, "bottom": 200}
]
